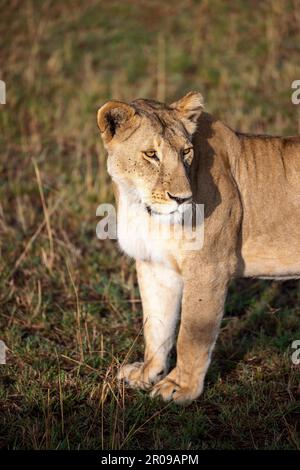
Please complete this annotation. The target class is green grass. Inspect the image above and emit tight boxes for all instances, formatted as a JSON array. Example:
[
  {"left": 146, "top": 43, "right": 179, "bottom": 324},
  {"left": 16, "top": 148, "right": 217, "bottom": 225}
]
[{"left": 0, "top": 0, "right": 300, "bottom": 450}]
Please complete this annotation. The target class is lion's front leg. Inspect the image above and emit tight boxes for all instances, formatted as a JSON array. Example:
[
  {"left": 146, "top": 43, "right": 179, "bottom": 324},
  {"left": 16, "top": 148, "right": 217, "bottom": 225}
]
[
  {"left": 151, "top": 266, "right": 229, "bottom": 404},
  {"left": 118, "top": 260, "right": 183, "bottom": 390}
]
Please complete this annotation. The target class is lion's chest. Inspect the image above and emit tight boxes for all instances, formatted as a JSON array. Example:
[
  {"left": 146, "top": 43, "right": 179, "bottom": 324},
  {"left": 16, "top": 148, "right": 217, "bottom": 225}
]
[{"left": 117, "top": 199, "right": 171, "bottom": 264}]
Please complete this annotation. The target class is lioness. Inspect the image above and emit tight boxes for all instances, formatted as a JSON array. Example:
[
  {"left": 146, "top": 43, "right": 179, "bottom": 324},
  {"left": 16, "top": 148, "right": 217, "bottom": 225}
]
[{"left": 97, "top": 92, "right": 300, "bottom": 404}]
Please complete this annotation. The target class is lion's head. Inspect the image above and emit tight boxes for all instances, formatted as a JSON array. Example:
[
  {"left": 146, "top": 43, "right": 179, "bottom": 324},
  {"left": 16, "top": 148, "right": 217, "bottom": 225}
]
[{"left": 97, "top": 92, "right": 203, "bottom": 216}]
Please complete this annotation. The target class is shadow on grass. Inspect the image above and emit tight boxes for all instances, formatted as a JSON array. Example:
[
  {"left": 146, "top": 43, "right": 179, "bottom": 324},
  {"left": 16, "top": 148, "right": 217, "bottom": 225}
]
[{"left": 209, "top": 278, "right": 300, "bottom": 381}]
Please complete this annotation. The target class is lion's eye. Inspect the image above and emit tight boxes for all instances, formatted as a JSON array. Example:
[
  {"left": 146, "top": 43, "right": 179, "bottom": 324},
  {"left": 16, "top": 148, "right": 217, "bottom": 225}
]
[
  {"left": 144, "top": 151, "right": 157, "bottom": 158},
  {"left": 143, "top": 150, "right": 159, "bottom": 162},
  {"left": 183, "top": 147, "right": 192, "bottom": 156}
]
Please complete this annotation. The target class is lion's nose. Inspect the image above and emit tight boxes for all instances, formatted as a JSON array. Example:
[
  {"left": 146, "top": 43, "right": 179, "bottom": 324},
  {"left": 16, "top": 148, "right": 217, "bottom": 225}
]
[{"left": 167, "top": 192, "right": 192, "bottom": 205}]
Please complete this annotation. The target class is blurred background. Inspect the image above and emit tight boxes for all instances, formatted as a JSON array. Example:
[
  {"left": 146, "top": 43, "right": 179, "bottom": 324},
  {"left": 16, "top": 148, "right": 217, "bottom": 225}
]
[{"left": 0, "top": 0, "right": 299, "bottom": 450}]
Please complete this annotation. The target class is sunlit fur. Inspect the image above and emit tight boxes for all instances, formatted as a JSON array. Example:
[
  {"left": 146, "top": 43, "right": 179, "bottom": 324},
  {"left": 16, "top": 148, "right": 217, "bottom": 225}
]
[{"left": 97, "top": 92, "right": 300, "bottom": 404}]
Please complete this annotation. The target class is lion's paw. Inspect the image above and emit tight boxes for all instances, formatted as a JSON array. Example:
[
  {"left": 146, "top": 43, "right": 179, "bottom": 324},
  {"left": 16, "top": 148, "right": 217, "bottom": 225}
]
[
  {"left": 118, "top": 361, "right": 166, "bottom": 390},
  {"left": 150, "top": 368, "right": 202, "bottom": 405}
]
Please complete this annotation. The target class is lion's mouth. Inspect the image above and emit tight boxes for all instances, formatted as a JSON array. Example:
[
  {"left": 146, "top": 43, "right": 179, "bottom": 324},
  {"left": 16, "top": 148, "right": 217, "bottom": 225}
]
[{"left": 145, "top": 204, "right": 178, "bottom": 216}]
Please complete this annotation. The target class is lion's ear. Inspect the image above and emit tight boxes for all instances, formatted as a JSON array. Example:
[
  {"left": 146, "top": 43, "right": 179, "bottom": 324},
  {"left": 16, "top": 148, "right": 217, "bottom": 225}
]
[
  {"left": 97, "top": 101, "right": 136, "bottom": 144},
  {"left": 170, "top": 91, "right": 204, "bottom": 134}
]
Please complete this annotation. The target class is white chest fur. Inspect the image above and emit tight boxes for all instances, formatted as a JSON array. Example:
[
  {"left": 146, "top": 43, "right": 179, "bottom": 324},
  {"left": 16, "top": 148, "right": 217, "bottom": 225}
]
[{"left": 116, "top": 186, "right": 172, "bottom": 264}]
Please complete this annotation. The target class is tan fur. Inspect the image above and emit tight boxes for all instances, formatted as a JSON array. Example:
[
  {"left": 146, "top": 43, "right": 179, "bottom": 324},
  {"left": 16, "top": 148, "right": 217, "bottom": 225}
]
[{"left": 97, "top": 93, "right": 300, "bottom": 404}]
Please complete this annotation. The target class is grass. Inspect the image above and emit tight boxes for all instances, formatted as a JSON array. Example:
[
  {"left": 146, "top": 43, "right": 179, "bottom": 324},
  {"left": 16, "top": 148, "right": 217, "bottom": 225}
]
[{"left": 0, "top": 0, "right": 300, "bottom": 449}]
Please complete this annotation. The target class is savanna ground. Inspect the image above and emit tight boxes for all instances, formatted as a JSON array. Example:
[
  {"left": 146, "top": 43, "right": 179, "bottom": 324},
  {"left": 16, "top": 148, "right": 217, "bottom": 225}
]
[{"left": 0, "top": 0, "right": 300, "bottom": 450}]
